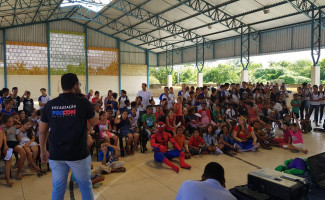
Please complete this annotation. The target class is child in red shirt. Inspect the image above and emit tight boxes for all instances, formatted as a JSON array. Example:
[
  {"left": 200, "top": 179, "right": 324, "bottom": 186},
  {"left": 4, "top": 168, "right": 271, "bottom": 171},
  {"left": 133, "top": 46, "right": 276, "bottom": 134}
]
[
  {"left": 188, "top": 129, "right": 207, "bottom": 155},
  {"left": 154, "top": 105, "right": 164, "bottom": 122}
]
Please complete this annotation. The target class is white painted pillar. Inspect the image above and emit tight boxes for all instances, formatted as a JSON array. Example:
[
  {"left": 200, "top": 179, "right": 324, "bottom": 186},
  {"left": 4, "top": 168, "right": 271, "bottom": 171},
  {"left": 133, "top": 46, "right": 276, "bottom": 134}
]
[
  {"left": 167, "top": 74, "right": 173, "bottom": 88},
  {"left": 197, "top": 72, "right": 203, "bottom": 87},
  {"left": 241, "top": 69, "right": 249, "bottom": 83},
  {"left": 311, "top": 66, "right": 320, "bottom": 86}
]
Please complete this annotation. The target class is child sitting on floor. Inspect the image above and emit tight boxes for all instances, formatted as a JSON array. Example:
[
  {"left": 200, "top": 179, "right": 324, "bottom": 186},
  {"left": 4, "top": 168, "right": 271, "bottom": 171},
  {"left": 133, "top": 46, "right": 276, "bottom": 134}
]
[
  {"left": 97, "top": 141, "right": 126, "bottom": 173},
  {"left": 173, "top": 126, "right": 191, "bottom": 159},
  {"left": 283, "top": 115, "right": 308, "bottom": 154},
  {"left": 203, "top": 124, "right": 223, "bottom": 154},
  {"left": 188, "top": 129, "right": 207, "bottom": 155}
]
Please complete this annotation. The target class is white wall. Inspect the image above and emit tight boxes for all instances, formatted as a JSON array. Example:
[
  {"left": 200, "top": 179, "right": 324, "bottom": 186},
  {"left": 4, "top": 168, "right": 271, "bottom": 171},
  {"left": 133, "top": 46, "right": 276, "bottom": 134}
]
[
  {"left": 89, "top": 76, "right": 119, "bottom": 96},
  {"left": 7, "top": 75, "right": 48, "bottom": 98},
  {"left": 121, "top": 76, "right": 147, "bottom": 97}
]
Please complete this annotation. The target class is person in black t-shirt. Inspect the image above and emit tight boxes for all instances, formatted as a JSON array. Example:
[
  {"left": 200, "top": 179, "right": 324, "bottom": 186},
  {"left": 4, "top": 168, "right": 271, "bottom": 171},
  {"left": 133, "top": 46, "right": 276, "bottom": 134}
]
[
  {"left": 39, "top": 73, "right": 99, "bottom": 200},
  {"left": 22, "top": 91, "right": 34, "bottom": 117},
  {"left": 239, "top": 82, "right": 251, "bottom": 100},
  {"left": 11, "top": 87, "right": 21, "bottom": 113},
  {"left": 1, "top": 88, "right": 11, "bottom": 109}
]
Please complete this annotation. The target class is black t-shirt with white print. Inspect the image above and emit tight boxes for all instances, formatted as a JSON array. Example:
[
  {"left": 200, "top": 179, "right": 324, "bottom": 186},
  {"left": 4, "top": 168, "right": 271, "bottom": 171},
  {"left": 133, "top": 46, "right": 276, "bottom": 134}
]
[{"left": 41, "top": 93, "right": 95, "bottom": 161}]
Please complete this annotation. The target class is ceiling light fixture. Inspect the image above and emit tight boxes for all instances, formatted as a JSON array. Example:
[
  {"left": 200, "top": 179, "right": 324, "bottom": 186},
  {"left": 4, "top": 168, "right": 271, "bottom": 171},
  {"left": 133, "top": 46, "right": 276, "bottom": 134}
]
[
  {"left": 263, "top": 8, "right": 270, "bottom": 14},
  {"left": 208, "top": 25, "right": 212, "bottom": 29},
  {"left": 173, "top": 35, "right": 177, "bottom": 39}
]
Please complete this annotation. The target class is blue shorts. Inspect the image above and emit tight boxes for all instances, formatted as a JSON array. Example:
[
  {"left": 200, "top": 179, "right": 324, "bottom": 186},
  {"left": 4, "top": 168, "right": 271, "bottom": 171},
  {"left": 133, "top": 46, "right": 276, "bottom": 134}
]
[
  {"left": 304, "top": 100, "right": 310, "bottom": 109},
  {"left": 153, "top": 148, "right": 180, "bottom": 162}
]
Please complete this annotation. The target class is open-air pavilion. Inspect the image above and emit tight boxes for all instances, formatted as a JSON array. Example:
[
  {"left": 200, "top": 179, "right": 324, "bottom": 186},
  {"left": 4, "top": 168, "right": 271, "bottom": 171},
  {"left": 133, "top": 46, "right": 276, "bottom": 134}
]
[{"left": 1, "top": 0, "right": 325, "bottom": 199}]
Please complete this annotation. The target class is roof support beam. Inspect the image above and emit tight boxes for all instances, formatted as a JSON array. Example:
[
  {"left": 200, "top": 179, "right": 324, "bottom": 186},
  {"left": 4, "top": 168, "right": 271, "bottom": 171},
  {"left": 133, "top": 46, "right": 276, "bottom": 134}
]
[
  {"left": 179, "top": 0, "right": 259, "bottom": 43},
  {"left": 80, "top": 10, "right": 177, "bottom": 50},
  {"left": 196, "top": 38, "right": 204, "bottom": 73},
  {"left": 96, "top": 0, "right": 151, "bottom": 30},
  {"left": 165, "top": 48, "right": 174, "bottom": 75},
  {"left": 240, "top": 26, "right": 250, "bottom": 70},
  {"left": 286, "top": 0, "right": 325, "bottom": 30},
  {"left": 149, "top": 4, "right": 325, "bottom": 51},
  {"left": 142, "top": 0, "right": 293, "bottom": 48},
  {"left": 286, "top": 0, "right": 325, "bottom": 65},
  {"left": 107, "top": 0, "right": 208, "bottom": 45},
  {"left": 110, "top": 0, "right": 191, "bottom": 37}
]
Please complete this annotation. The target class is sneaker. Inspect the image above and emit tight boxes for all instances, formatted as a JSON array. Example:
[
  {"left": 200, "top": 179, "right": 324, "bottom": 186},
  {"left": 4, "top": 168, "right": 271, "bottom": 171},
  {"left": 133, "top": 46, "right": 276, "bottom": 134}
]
[{"left": 215, "top": 148, "right": 224, "bottom": 155}]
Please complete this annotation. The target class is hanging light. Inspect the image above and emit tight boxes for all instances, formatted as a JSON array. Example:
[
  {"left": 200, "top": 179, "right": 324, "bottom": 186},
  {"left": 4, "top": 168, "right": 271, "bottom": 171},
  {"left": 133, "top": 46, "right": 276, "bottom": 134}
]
[
  {"left": 173, "top": 35, "right": 177, "bottom": 39},
  {"left": 208, "top": 25, "right": 212, "bottom": 29},
  {"left": 263, "top": 8, "right": 270, "bottom": 14}
]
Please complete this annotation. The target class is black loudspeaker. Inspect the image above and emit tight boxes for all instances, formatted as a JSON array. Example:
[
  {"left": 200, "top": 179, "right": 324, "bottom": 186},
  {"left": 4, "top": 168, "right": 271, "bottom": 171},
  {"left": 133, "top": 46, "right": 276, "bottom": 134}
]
[{"left": 308, "top": 152, "right": 325, "bottom": 189}]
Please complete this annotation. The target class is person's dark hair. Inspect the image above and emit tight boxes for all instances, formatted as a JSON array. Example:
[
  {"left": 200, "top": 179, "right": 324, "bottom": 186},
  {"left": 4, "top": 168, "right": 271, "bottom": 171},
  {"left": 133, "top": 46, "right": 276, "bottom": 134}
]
[
  {"left": 125, "top": 99, "right": 130, "bottom": 105},
  {"left": 176, "top": 126, "right": 183, "bottom": 131},
  {"left": 252, "top": 120, "right": 259, "bottom": 126},
  {"left": 21, "top": 118, "right": 34, "bottom": 139},
  {"left": 36, "top": 109, "right": 42, "bottom": 117},
  {"left": 193, "top": 128, "right": 200, "bottom": 134},
  {"left": 121, "top": 90, "right": 126, "bottom": 94},
  {"left": 302, "top": 82, "right": 307, "bottom": 87},
  {"left": 137, "top": 96, "right": 142, "bottom": 100},
  {"left": 149, "top": 99, "right": 154, "bottom": 104},
  {"left": 206, "top": 124, "right": 214, "bottom": 135},
  {"left": 12, "top": 87, "right": 18, "bottom": 91},
  {"left": 2, "top": 88, "right": 9, "bottom": 93},
  {"left": 40, "top": 88, "right": 46, "bottom": 91},
  {"left": 131, "top": 101, "right": 137, "bottom": 107},
  {"left": 95, "top": 91, "right": 99, "bottom": 95},
  {"left": 146, "top": 105, "right": 153, "bottom": 110},
  {"left": 164, "top": 86, "right": 169, "bottom": 90},
  {"left": 1, "top": 114, "right": 10, "bottom": 124},
  {"left": 3, "top": 98, "right": 13, "bottom": 105},
  {"left": 61, "top": 73, "right": 79, "bottom": 91},
  {"left": 26, "top": 91, "right": 31, "bottom": 95},
  {"left": 112, "top": 93, "right": 118, "bottom": 99},
  {"left": 202, "top": 162, "right": 225, "bottom": 187},
  {"left": 99, "top": 111, "right": 106, "bottom": 117}
]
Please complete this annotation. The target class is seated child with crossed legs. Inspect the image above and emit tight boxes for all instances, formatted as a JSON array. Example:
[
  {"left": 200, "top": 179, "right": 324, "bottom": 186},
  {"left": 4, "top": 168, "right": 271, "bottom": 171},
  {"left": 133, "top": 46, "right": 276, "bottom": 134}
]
[{"left": 93, "top": 141, "right": 126, "bottom": 175}]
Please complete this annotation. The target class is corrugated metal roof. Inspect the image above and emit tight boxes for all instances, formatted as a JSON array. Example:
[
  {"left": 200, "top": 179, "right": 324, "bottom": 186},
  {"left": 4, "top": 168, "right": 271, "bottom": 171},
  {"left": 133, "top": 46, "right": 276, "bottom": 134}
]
[{"left": 1, "top": 0, "right": 325, "bottom": 54}]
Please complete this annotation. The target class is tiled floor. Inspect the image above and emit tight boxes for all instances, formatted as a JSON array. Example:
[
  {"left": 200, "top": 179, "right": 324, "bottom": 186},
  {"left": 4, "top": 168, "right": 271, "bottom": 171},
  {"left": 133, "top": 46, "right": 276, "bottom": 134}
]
[{"left": 1, "top": 130, "right": 324, "bottom": 200}]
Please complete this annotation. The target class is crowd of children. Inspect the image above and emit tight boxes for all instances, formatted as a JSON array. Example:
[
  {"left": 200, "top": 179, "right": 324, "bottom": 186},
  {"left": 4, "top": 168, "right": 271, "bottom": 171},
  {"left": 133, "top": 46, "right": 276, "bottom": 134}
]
[{"left": 1, "top": 80, "right": 321, "bottom": 186}]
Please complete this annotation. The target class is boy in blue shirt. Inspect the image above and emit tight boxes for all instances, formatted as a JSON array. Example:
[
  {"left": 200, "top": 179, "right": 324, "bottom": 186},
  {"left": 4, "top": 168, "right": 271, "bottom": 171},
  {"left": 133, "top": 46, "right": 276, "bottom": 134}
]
[{"left": 97, "top": 142, "right": 126, "bottom": 173}]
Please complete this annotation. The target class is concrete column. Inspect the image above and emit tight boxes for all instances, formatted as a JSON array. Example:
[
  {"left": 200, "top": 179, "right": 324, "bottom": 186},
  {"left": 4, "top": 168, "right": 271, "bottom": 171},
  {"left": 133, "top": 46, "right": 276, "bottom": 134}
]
[
  {"left": 197, "top": 72, "right": 203, "bottom": 87},
  {"left": 241, "top": 69, "right": 249, "bottom": 83},
  {"left": 311, "top": 66, "right": 320, "bottom": 86},
  {"left": 167, "top": 74, "right": 173, "bottom": 88}
]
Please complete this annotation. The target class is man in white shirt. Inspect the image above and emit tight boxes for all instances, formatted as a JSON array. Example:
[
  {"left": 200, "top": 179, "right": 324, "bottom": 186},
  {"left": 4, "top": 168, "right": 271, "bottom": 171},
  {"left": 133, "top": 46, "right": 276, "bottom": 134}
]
[
  {"left": 160, "top": 87, "right": 174, "bottom": 109},
  {"left": 178, "top": 84, "right": 190, "bottom": 99},
  {"left": 176, "top": 162, "right": 236, "bottom": 200},
  {"left": 136, "top": 83, "right": 153, "bottom": 107}
]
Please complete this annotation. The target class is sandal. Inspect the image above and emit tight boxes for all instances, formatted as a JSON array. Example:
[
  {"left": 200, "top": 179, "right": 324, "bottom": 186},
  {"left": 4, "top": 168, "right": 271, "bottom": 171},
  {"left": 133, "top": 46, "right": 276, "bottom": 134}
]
[
  {"left": 6, "top": 181, "right": 13, "bottom": 187},
  {"left": 37, "top": 172, "right": 43, "bottom": 177}
]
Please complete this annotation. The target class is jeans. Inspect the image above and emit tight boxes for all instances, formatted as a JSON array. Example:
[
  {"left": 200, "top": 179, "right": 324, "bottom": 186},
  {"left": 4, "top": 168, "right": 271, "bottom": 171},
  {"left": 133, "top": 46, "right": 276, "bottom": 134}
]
[
  {"left": 49, "top": 155, "right": 93, "bottom": 200},
  {"left": 309, "top": 105, "right": 319, "bottom": 123},
  {"left": 319, "top": 104, "right": 325, "bottom": 122}
]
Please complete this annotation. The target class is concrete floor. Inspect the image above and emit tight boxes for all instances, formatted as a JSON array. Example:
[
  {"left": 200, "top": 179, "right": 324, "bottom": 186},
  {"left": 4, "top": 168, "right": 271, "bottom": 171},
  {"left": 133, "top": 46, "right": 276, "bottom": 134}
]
[{"left": 0, "top": 130, "right": 324, "bottom": 200}]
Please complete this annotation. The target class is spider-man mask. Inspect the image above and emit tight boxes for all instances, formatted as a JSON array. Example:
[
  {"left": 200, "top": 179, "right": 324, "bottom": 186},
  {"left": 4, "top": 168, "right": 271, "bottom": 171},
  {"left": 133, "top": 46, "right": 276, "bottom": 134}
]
[{"left": 157, "top": 122, "right": 165, "bottom": 133}]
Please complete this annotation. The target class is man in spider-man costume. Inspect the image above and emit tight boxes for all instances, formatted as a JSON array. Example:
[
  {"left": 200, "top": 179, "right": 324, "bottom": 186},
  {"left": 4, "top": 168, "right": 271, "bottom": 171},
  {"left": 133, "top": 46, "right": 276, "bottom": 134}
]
[{"left": 150, "top": 122, "right": 191, "bottom": 172}]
